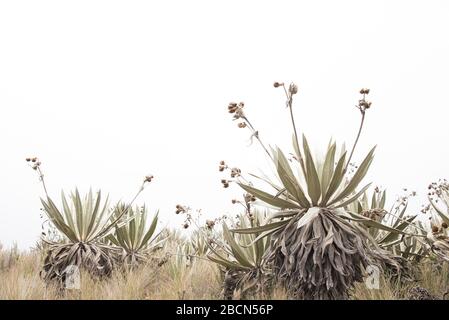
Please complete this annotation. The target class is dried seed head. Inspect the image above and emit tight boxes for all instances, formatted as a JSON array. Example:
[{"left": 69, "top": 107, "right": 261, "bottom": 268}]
[
  {"left": 221, "top": 179, "right": 230, "bottom": 188},
  {"left": 432, "top": 225, "right": 439, "bottom": 233},
  {"left": 219, "top": 165, "right": 225, "bottom": 172},
  {"left": 231, "top": 199, "right": 237, "bottom": 204},
  {"left": 175, "top": 204, "right": 187, "bottom": 214},
  {"left": 220, "top": 160, "right": 225, "bottom": 165},
  {"left": 273, "top": 82, "right": 283, "bottom": 88},
  {"left": 360, "top": 88, "right": 370, "bottom": 95},
  {"left": 244, "top": 193, "right": 255, "bottom": 204},
  {"left": 183, "top": 223, "right": 189, "bottom": 229},
  {"left": 144, "top": 175, "right": 154, "bottom": 183},
  {"left": 442, "top": 222, "right": 448, "bottom": 229},
  {"left": 228, "top": 102, "right": 238, "bottom": 114},
  {"left": 289, "top": 83, "right": 298, "bottom": 95},
  {"left": 31, "top": 157, "right": 37, "bottom": 163},
  {"left": 206, "top": 220, "right": 215, "bottom": 229},
  {"left": 237, "top": 122, "right": 247, "bottom": 128},
  {"left": 26, "top": 157, "right": 31, "bottom": 162},
  {"left": 230, "top": 167, "right": 241, "bottom": 178}
]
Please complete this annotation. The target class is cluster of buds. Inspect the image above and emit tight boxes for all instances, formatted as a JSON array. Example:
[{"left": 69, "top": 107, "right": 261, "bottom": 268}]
[
  {"left": 228, "top": 102, "right": 245, "bottom": 120},
  {"left": 175, "top": 204, "right": 193, "bottom": 229},
  {"left": 175, "top": 204, "right": 187, "bottom": 214},
  {"left": 289, "top": 83, "right": 298, "bottom": 95},
  {"left": 431, "top": 222, "right": 448, "bottom": 234},
  {"left": 237, "top": 122, "right": 247, "bottom": 128},
  {"left": 362, "top": 209, "right": 387, "bottom": 223},
  {"left": 26, "top": 157, "right": 41, "bottom": 170},
  {"left": 428, "top": 179, "right": 448, "bottom": 198},
  {"left": 390, "top": 187, "right": 416, "bottom": 211},
  {"left": 360, "top": 88, "right": 370, "bottom": 95},
  {"left": 357, "top": 88, "right": 372, "bottom": 111},
  {"left": 231, "top": 193, "right": 257, "bottom": 217},
  {"left": 219, "top": 161, "right": 243, "bottom": 188},
  {"left": 401, "top": 188, "right": 417, "bottom": 197},
  {"left": 221, "top": 179, "right": 230, "bottom": 188},
  {"left": 230, "top": 167, "right": 241, "bottom": 178},
  {"left": 218, "top": 160, "right": 228, "bottom": 172},
  {"left": 346, "top": 162, "right": 359, "bottom": 175},
  {"left": 144, "top": 175, "right": 154, "bottom": 183},
  {"left": 421, "top": 204, "right": 431, "bottom": 214},
  {"left": 231, "top": 193, "right": 256, "bottom": 205},
  {"left": 273, "top": 81, "right": 298, "bottom": 95},
  {"left": 228, "top": 102, "right": 240, "bottom": 113},
  {"left": 244, "top": 192, "right": 256, "bottom": 204},
  {"left": 205, "top": 219, "right": 215, "bottom": 230}
]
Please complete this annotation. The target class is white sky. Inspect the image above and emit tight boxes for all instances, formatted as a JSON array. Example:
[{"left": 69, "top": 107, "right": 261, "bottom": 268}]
[{"left": 1, "top": 0, "right": 449, "bottom": 249}]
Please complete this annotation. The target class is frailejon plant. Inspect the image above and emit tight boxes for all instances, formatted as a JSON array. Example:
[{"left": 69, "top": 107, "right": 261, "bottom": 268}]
[
  {"left": 207, "top": 210, "right": 271, "bottom": 299},
  {"left": 108, "top": 203, "right": 164, "bottom": 269},
  {"left": 26, "top": 158, "right": 152, "bottom": 285},
  {"left": 348, "top": 189, "right": 427, "bottom": 281},
  {"left": 222, "top": 84, "right": 409, "bottom": 299},
  {"left": 40, "top": 189, "right": 118, "bottom": 283}
]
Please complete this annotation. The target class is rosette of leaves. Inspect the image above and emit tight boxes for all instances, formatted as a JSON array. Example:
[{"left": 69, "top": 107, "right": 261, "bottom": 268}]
[
  {"left": 233, "top": 137, "right": 387, "bottom": 299},
  {"left": 108, "top": 203, "right": 163, "bottom": 269},
  {"left": 208, "top": 211, "right": 272, "bottom": 299},
  {"left": 40, "top": 189, "right": 122, "bottom": 285}
]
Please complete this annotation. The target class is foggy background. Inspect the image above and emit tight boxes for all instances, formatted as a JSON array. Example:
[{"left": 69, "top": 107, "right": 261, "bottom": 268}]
[{"left": 1, "top": 0, "right": 448, "bottom": 249}]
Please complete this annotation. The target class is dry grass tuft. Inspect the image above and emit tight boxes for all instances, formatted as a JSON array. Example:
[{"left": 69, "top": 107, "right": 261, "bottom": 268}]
[{"left": 1, "top": 244, "right": 449, "bottom": 300}]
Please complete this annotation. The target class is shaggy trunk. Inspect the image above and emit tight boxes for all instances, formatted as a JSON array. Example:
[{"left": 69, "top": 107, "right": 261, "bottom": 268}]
[
  {"left": 222, "top": 268, "right": 271, "bottom": 300},
  {"left": 370, "top": 249, "right": 414, "bottom": 284},
  {"left": 41, "top": 242, "right": 115, "bottom": 288},
  {"left": 267, "top": 208, "right": 379, "bottom": 300},
  {"left": 222, "top": 269, "right": 242, "bottom": 300}
]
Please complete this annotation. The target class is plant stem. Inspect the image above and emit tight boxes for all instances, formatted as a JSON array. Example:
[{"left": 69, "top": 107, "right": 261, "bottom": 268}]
[
  {"left": 102, "top": 182, "right": 146, "bottom": 234},
  {"left": 344, "top": 110, "right": 365, "bottom": 173},
  {"left": 37, "top": 167, "right": 49, "bottom": 198},
  {"left": 282, "top": 84, "right": 307, "bottom": 175},
  {"left": 243, "top": 116, "right": 273, "bottom": 161}
]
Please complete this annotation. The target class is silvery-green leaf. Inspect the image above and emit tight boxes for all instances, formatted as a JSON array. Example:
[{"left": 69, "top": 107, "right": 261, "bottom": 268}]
[{"left": 297, "top": 207, "right": 320, "bottom": 229}]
